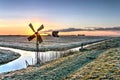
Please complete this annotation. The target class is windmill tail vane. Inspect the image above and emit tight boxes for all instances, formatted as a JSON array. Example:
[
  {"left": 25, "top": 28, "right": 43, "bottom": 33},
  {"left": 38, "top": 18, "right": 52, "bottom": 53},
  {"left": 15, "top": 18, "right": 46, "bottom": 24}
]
[{"left": 52, "top": 31, "right": 59, "bottom": 37}]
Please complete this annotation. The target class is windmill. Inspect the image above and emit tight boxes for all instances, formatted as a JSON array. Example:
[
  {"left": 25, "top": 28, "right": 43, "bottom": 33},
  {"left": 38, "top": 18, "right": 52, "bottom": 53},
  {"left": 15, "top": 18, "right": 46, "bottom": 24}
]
[
  {"left": 28, "top": 23, "right": 44, "bottom": 64},
  {"left": 52, "top": 31, "right": 59, "bottom": 37}
]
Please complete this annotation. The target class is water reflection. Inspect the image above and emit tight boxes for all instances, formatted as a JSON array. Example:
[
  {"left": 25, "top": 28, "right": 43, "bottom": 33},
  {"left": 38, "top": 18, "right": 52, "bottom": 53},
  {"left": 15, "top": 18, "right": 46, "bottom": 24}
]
[
  {"left": 0, "top": 47, "right": 73, "bottom": 73},
  {"left": 0, "top": 47, "right": 36, "bottom": 73},
  {"left": 0, "top": 45, "right": 83, "bottom": 73}
]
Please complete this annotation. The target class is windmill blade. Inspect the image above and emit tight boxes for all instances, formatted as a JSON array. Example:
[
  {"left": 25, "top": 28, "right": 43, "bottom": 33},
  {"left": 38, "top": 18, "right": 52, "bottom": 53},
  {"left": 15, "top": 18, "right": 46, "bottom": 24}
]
[
  {"left": 37, "top": 24, "right": 44, "bottom": 32},
  {"left": 52, "top": 31, "right": 59, "bottom": 37},
  {"left": 29, "top": 23, "right": 35, "bottom": 32},
  {"left": 28, "top": 34, "right": 36, "bottom": 41},
  {"left": 37, "top": 34, "right": 43, "bottom": 43}
]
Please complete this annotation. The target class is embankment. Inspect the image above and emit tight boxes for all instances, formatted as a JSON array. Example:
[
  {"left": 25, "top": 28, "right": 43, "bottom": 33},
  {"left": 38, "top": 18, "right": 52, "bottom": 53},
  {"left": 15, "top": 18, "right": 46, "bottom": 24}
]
[
  {"left": 1, "top": 37, "right": 120, "bottom": 80},
  {"left": 0, "top": 49, "right": 20, "bottom": 65}
]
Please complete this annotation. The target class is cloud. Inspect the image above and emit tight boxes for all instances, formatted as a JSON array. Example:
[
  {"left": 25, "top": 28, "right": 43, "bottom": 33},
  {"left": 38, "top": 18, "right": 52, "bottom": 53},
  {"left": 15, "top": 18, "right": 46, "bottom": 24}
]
[
  {"left": 44, "top": 26, "right": 120, "bottom": 32},
  {"left": 44, "top": 29, "right": 53, "bottom": 32},
  {"left": 59, "top": 28, "right": 83, "bottom": 32},
  {"left": 59, "top": 27, "right": 120, "bottom": 32},
  {"left": 95, "top": 27, "right": 120, "bottom": 31},
  {"left": 44, "top": 28, "right": 86, "bottom": 32}
]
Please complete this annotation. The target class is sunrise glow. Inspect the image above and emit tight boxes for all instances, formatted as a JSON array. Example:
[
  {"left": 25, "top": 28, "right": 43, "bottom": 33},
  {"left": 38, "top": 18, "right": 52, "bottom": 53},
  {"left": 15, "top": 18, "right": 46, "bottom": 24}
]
[{"left": 0, "top": 0, "right": 120, "bottom": 36}]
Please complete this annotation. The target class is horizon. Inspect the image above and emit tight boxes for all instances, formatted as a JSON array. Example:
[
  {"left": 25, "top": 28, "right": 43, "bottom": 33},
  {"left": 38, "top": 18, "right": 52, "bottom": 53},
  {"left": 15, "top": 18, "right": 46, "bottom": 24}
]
[{"left": 0, "top": 0, "right": 120, "bottom": 36}]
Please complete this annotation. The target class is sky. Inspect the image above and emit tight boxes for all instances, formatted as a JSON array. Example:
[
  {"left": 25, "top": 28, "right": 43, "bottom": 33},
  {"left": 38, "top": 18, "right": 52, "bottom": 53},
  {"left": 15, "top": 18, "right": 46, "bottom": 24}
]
[{"left": 0, "top": 0, "right": 120, "bottom": 36}]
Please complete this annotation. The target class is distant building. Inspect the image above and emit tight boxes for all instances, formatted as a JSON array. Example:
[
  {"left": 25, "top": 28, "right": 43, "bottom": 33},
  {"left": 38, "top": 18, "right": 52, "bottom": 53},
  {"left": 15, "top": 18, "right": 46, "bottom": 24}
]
[{"left": 77, "top": 34, "right": 85, "bottom": 36}]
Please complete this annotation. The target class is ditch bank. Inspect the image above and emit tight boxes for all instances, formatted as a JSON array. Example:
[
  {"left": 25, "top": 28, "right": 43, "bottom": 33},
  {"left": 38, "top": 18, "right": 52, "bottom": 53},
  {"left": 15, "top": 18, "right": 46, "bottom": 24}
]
[
  {"left": 0, "top": 49, "right": 20, "bottom": 65},
  {"left": 0, "top": 38, "right": 109, "bottom": 74},
  {"left": 1, "top": 37, "right": 119, "bottom": 80}
]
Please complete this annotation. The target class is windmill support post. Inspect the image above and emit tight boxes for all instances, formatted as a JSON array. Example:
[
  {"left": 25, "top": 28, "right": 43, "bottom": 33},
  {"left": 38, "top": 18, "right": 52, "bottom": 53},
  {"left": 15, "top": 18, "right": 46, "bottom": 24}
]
[
  {"left": 28, "top": 23, "right": 44, "bottom": 65},
  {"left": 36, "top": 34, "right": 40, "bottom": 64}
]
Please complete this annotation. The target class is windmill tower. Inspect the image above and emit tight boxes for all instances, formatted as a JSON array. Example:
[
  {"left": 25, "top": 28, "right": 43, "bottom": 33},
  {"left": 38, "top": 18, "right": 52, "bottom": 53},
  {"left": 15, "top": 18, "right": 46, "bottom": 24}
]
[{"left": 28, "top": 23, "right": 44, "bottom": 64}]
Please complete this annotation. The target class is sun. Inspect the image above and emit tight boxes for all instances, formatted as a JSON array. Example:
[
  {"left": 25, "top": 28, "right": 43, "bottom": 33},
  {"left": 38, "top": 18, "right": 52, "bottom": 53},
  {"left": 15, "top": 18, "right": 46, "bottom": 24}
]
[
  {"left": 27, "top": 22, "right": 49, "bottom": 36},
  {"left": 32, "top": 22, "right": 43, "bottom": 31}
]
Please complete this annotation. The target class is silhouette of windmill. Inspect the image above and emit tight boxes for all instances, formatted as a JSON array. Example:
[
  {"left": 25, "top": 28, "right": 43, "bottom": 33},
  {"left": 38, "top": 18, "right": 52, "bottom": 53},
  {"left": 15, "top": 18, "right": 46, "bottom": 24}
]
[
  {"left": 28, "top": 23, "right": 44, "bottom": 64},
  {"left": 52, "top": 31, "right": 59, "bottom": 37}
]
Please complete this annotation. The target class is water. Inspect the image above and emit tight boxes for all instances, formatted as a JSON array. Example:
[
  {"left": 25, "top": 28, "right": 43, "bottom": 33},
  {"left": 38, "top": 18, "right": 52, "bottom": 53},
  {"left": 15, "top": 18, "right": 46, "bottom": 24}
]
[
  {"left": 0, "top": 46, "right": 82, "bottom": 73},
  {"left": 0, "top": 40, "right": 102, "bottom": 74},
  {"left": 0, "top": 36, "right": 108, "bottom": 73},
  {"left": 0, "top": 47, "right": 35, "bottom": 73}
]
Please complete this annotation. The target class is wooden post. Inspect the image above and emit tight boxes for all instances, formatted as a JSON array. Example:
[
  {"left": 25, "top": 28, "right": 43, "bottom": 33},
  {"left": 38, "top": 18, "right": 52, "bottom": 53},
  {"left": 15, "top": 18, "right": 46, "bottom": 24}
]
[
  {"left": 36, "top": 33, "right": 39, "bottom": 64},
  {"left": 25, "top": 60, "right": 29, "bottom": 67}
]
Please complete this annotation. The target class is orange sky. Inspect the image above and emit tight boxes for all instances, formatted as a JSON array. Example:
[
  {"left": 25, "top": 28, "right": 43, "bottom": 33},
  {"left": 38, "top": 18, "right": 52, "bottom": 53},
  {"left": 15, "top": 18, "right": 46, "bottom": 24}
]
[
  {"left": 0, "top": 19, "right": 120, "bottom": 36},
  {"left": 1, "top": 0, "right": 120, "bottom": 36},
  {"left": 0, "top": 18, "right": 65, "bottom": 35},
  {"left": 0, "top": 26, "right": 119, "bottom": 36}
]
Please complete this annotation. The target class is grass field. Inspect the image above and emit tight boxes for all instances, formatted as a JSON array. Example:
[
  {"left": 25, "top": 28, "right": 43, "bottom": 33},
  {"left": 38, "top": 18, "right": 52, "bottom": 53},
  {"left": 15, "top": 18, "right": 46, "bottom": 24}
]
[
  {"left": 1, "top": 37, "right": 120, "bottom": 80},
  {"left": 66, "top": 48, "right": 120, "bottom": 80},
  {"left": 0, "top": 49, "right": 20, "bottom": 65},
  {"left": 0, "top": 36, "right": 107, "bottom": 51}
]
